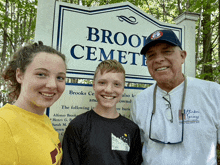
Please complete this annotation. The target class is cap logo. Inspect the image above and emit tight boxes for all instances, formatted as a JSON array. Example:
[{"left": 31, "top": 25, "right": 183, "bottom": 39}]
[{"left": 151, "top": 31, "right": 163, "bottom": 40}]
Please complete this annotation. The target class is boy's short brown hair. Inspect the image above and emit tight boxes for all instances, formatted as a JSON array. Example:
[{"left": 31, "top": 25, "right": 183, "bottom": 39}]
[{"left": 93, "top": 59, "right": 125, "bottom": 82}]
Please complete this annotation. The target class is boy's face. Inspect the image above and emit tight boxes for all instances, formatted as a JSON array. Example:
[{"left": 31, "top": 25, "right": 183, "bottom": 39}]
[{"left": 93, "top": 70, "right": 124, "bottom": 111}]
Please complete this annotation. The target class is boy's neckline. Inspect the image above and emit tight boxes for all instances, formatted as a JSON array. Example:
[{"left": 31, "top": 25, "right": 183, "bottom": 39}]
[{"left": 93, "top": 108, "right": 120, "bottom": 119}]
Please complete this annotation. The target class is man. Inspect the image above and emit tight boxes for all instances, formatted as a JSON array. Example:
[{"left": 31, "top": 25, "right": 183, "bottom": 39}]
[
  {"left": 62, "top": 59, "right": 143, "bottom": 165},
  {"left": 131, "top": 29, "right": 220, "bottom": 164}
]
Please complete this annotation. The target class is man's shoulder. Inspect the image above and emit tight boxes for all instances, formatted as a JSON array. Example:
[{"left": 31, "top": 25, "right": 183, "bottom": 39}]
[
  {"left": 188, "top": 77, "right": 220, "bottom": 89},
  {"left": 135, "top": 83, "right": 155, "bottom": 100}
]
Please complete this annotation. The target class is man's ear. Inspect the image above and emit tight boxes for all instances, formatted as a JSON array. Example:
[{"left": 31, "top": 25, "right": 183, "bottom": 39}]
[
  {"left": 181, "top": 50, "right": 187, "bottom": 64},
  {"left": 16, "top": 68, "right": 24, "bottom": 84}
]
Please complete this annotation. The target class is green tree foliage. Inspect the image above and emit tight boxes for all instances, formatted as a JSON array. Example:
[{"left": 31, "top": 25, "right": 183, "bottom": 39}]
[
  {"left": 0, "top": 0, "right": 219, "bottom": 106},
  {"left": 0, "top": 0, "right": 219, "bottom": 161},
  {"left": 62, "top": 0, "right": 142, "bottom": 6},
  {"left": 195, "top": 0, "right": 219, "bottom": 82},
  {"left": 61, "top": 0, "right": 220, "bottom": 82},
  {"left": 0, "top": 0, "right": 37, "bottom": 106},
  {"left": 138, "top": 0, "right": 219, "bottom": 83}
]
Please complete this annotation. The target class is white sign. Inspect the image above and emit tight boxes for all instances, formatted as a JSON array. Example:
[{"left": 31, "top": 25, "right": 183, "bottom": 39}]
[
  {"left": 47, "top": 84, "right": 144, "bottom": 141},
  {"left": 51, "top": 2, "right": 184, "bottom": 83},
  {"left": 35, "top": 1, "right": 199, "bottom": 141}
]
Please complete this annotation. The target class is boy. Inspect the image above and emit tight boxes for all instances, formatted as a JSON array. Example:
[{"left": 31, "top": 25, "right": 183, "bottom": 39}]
[{"left": 62, "top": 59, "right": 143, "bottom": 165}]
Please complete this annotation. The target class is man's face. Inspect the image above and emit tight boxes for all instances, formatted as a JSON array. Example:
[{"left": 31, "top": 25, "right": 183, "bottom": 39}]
[{"left": 146, "top": 42, "right": 186, "bottom": 90}]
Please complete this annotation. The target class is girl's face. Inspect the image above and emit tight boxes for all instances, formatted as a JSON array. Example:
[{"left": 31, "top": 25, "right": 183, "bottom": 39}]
[{"left": 16, "top": 52, "right": 66, "bottom": 115}]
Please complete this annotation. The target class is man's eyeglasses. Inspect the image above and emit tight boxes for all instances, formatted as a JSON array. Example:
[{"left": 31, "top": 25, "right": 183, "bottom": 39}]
[
  {"left": 149, "top": 75, "right": 187, "bottom": 144},
  {"left": 149, "top": 111, "right": 184, "bottom": 144},
  {"left": 163, "top": 94, "right": 173, "bottom": 123}
]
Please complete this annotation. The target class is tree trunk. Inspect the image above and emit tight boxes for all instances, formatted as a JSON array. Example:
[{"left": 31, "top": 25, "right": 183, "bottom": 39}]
[
  {"left": 218, "top": 0, "right": 220, "bottom": 75},
  {"left": 1, "top": 0, "right": 9, "bottom": 74},
  {"left": 177, "top": 0, "right": 182, "bottom": 15},
  {"left": 196, "top": 9, "right": 202, "bottom": 65},
  {"left": 202, "top": 2, "right": 213, "bottom": 81}
]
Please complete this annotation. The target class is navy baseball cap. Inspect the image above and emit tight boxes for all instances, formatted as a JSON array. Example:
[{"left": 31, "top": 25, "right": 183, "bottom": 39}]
[{"left": 140, "top": 30, "right": 182, "bottom": 55}]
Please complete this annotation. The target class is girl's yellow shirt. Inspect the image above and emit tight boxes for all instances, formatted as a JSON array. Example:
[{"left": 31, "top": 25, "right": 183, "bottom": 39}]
[{"left": 0, "top": 104, "right": 62, "bottom": 165}]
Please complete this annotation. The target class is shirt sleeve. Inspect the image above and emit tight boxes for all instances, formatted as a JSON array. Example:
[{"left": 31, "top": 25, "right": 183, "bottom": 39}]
[
  {"left": 215, "top": 84, "right": 220, "bottom": 144},
  {"left": 61, "top": 119, "right": 82, "bottom": 165},
  {"left": 130, "top": 96, "right": 137, "bottom": 122},
  {"left": 0, "top": 118, "right": 18, "bottom": 164},
  {"left": 128, "top": 126, "right": 143, "bottom": 165},
  {"left": 130, "top": 97, "right": 145, "bottom": 143}
]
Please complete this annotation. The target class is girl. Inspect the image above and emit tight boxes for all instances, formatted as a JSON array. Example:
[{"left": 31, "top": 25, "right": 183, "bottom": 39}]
[{"left": 0, "top": 41, "right": 66, "bottom": 165}]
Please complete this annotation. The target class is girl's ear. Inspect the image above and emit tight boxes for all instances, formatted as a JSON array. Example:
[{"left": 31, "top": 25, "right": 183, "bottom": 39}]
[{"left": 16, "top": 68, "right": 24, "bottom": 84}]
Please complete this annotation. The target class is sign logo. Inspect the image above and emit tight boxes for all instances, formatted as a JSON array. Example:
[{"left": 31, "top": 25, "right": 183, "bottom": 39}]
[
  {"left": 179, "top": 109, "right": 200, "bottom": 124},
  {"left": 151, "top": 31, "right": 163, "bottom": 40}
]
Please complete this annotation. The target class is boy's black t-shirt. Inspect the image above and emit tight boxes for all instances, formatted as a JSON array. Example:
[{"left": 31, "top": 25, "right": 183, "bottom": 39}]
[{"left": 61, "top": 110, "right": 143, "bottom": 165}]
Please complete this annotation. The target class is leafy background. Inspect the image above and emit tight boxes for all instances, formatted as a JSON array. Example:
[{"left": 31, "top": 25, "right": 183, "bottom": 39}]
[{"left": 0, "top": 0, "right": 219, "bottom": 163}]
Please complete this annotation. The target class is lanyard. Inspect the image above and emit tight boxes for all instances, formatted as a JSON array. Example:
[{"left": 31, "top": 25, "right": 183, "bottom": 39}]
[
  {"left": 152, "top": 75, "right": 187, "bottom": 117},
  {"left": 149, "top": 75, "right": 187, "bottom": 144}
]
